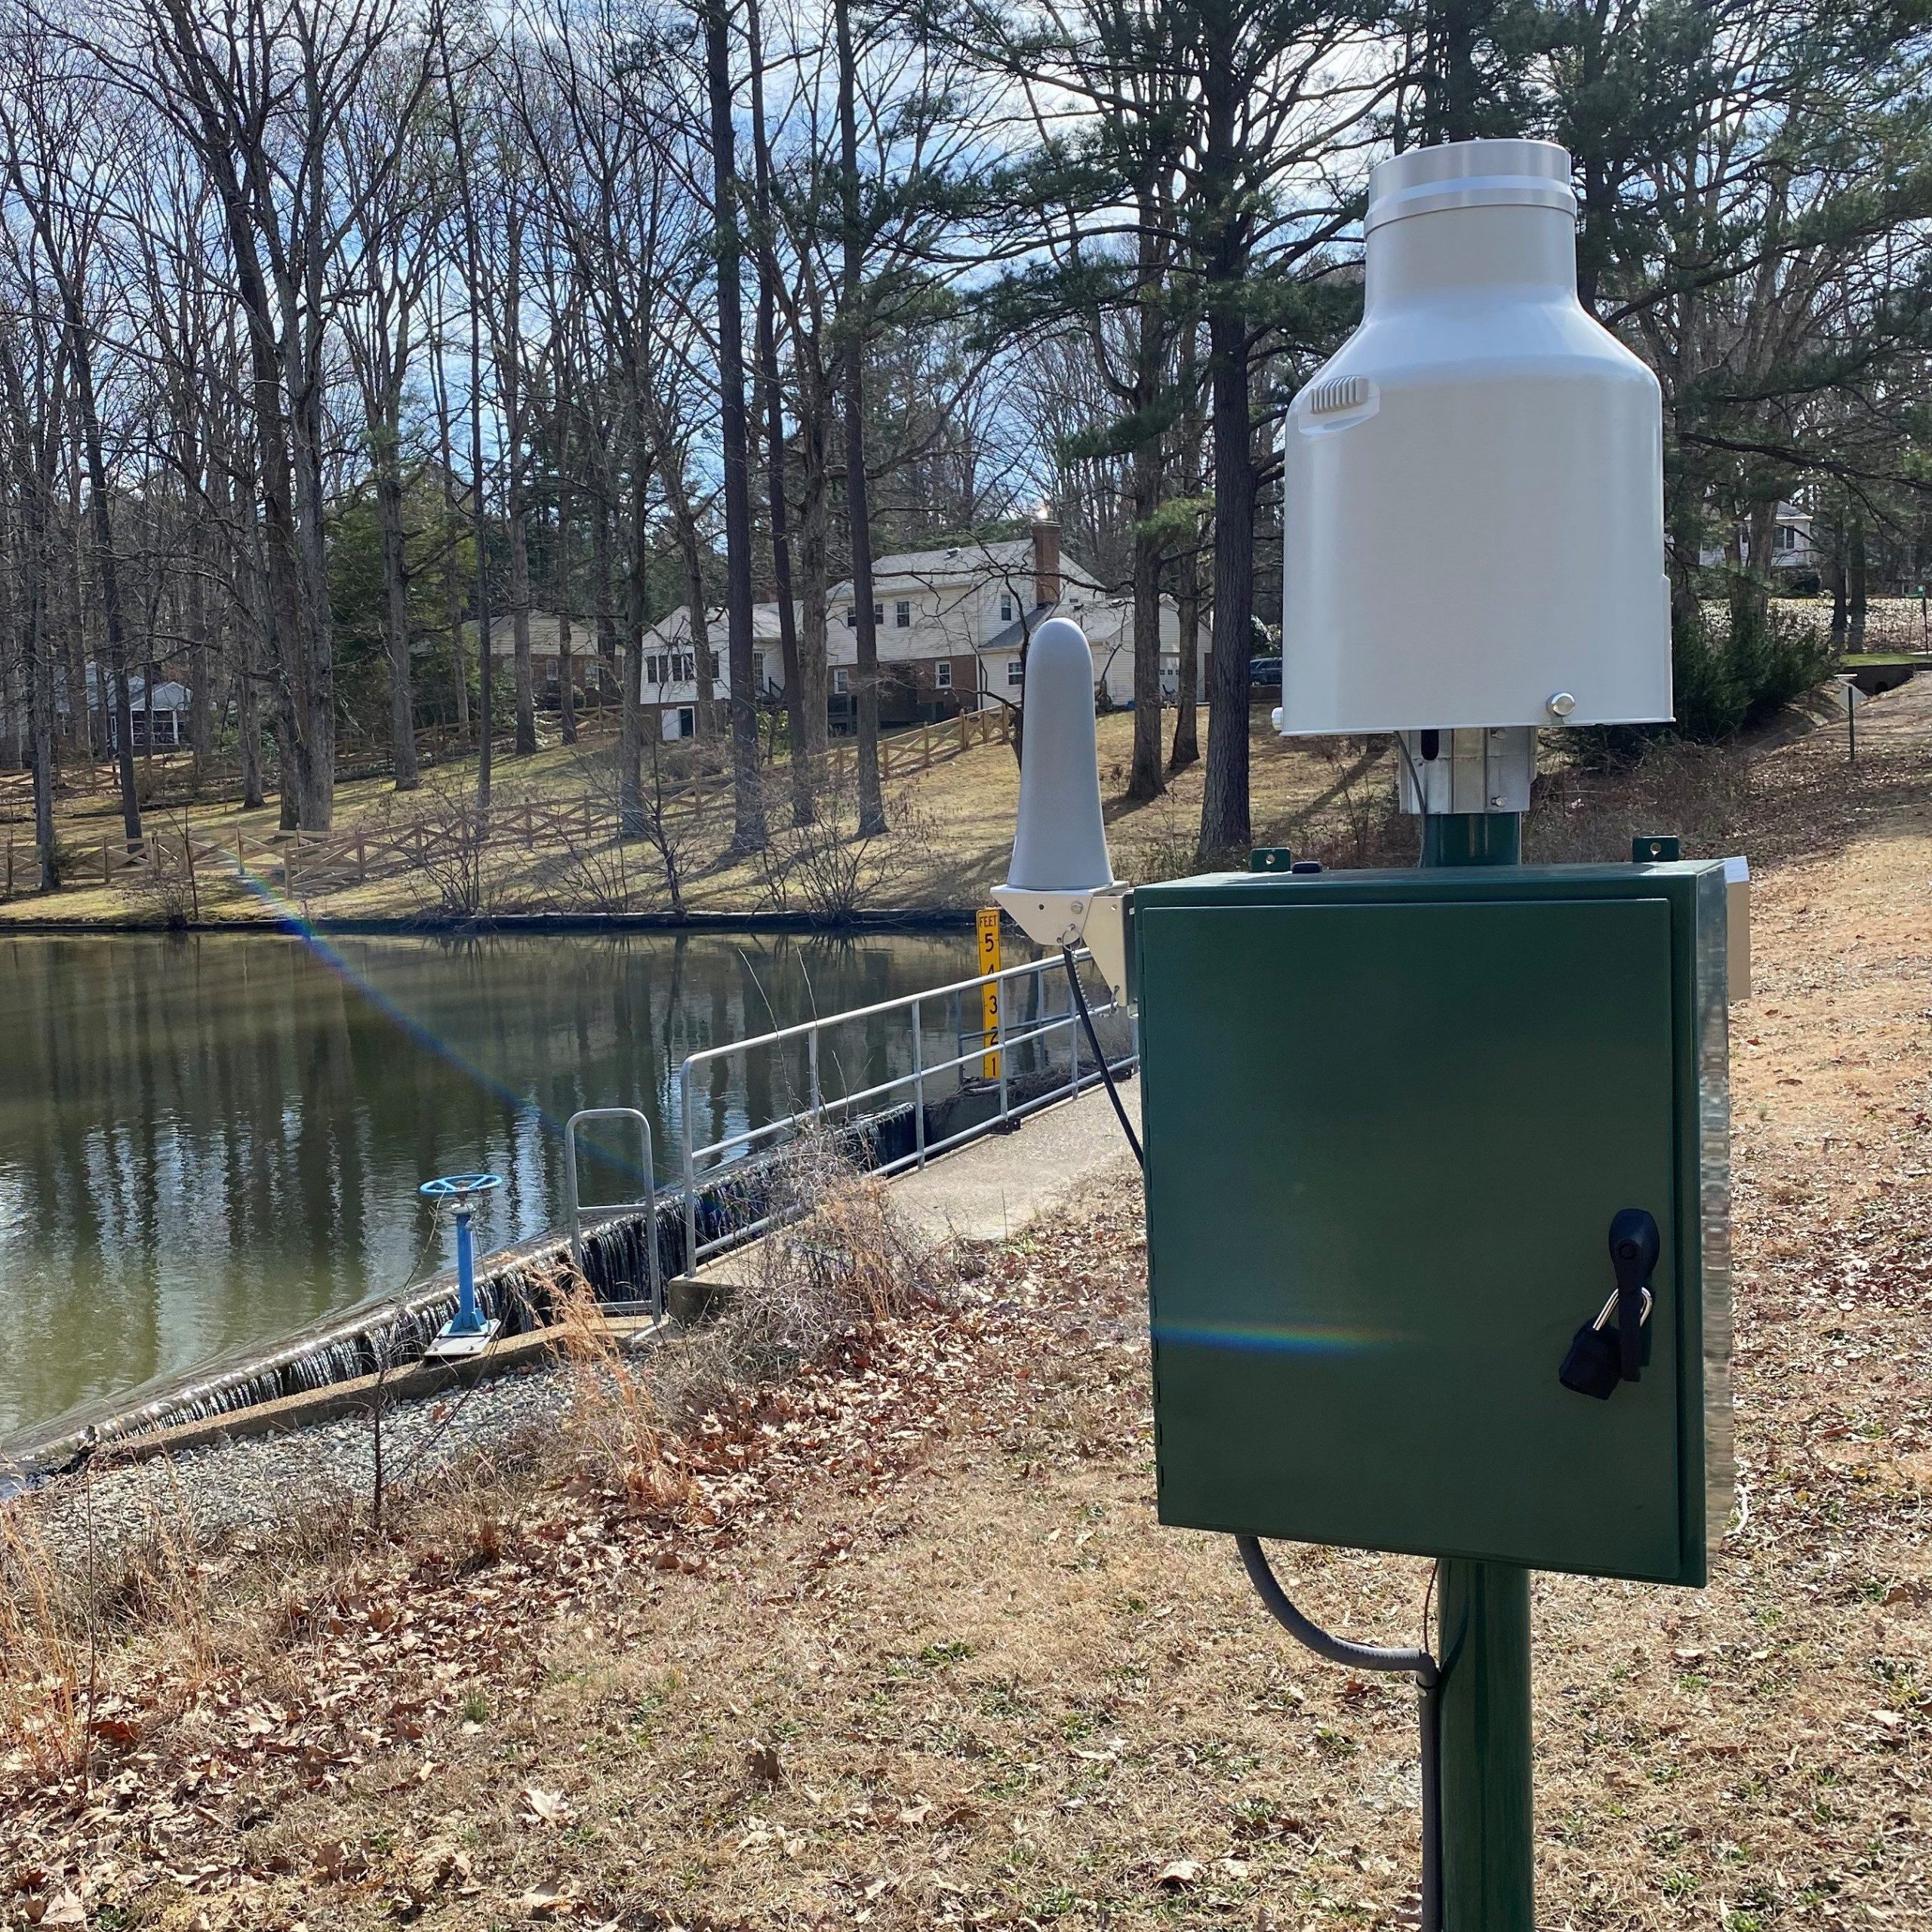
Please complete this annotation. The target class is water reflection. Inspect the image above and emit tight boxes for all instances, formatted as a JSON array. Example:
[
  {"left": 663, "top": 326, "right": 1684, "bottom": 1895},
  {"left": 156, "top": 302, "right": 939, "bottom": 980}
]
[{"left": 0, "top": 928, "right": 978, "bottom": 1439}]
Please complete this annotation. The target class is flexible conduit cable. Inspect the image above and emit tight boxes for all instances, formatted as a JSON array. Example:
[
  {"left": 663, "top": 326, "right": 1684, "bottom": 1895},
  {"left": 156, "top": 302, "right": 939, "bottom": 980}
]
[
  {"left": 1237, "top": 1536, "right": 1442, "bottom": 1931},
  {"left": 1065, "top": 946, "right": 1441, "bottom": 1928},
  {"left": 1060, "top": 946, "right": 1143, "bottom": 1166}
]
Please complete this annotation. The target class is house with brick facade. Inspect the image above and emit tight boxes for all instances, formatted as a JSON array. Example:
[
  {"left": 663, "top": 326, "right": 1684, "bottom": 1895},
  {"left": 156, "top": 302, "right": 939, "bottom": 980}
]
[{"left": 617, "top": 516, "right": 1189, "bottom": 738}]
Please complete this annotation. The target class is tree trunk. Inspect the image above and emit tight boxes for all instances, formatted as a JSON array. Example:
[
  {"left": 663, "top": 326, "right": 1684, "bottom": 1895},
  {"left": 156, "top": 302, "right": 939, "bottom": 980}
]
[
  {"left": 668, "top": 479, "right": 718, "bottom": 741},
  {"left": 63, "top": 447, "right": 91, "bottom": 759},
  {"left": 555, "top": 464, "right": 578, "bottom": 747},
  {"left": 1126, "top": 185, "right": 1167, "bottom": 803},
  {"left": 72, "top": 335, "right": 140, "bottom": 844},
  {"left": 430, "top": 309, "right": 470, "bottom": 737},
  {"left": 1729, "top": 500, "right": 1776, "bottom": 638},
  {"left": 27, "top": 561, "right": 54, "bottom": 890},
  {"left": 706, "top": 0, "right": 766, "bottom": 853},
  {"left": 179, "top": 427, "right": 214, "bottom": 771},
  {"left": 1170, "top": 331, "right": 1202, "bottom": 772},
  {"left": 592, "top": 488, "right": 619, "bottom": 703},
  {"left": 747, "top": 0, "right": 811, "bottom": 824},
  {"left": 186, "top": 538, "right": 213, "bottom": 768},
  {"left": 509, "top": 488, "right": 537, "bottom": 754},
  {"left": 1167, "top": 325, "right": 1198, "bottom": 768},
  {"left": 1827, "top": 510, "right": 1847, "bottom": 648},
  {"left": 835, "top": 0, "right": 884, "bottom": 835},
  {"left": 620, "top": 430, "right": 649, "bottom": 839},
  {"left": 1196, "top": 29, "right": 1253, "bottom": 862},
  {"left": 235, "top": 480, "right": 267, "bottom": 811},
  {"left": 377, "top": 452, "right": 420, "bottom": 789},
  {"left": 1171, "top": 553, "right": 1201, "bottom": 771},
  {"left": 797, "top": 393, "right": 832, "bottom": 758},
  {"left": 238, "top": 625, "right": 264, "bottom": 811},
  {"left": 448, "top": 65, "right": 491, "bottom": 812},
  {"left": 1848, "top": 516, "right": 1868, "bottom": 650}
]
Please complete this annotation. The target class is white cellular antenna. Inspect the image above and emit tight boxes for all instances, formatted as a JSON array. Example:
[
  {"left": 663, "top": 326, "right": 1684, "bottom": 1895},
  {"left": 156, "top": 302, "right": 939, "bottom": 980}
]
[{"left": 991, "top": 617, "right": 1131, "bottom": 1000}]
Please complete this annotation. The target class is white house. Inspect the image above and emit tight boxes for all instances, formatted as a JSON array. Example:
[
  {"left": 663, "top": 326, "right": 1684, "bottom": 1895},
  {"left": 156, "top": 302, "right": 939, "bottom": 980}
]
[
  {"left": 629, "top": 518, "right": 1187, "bottom": 739},
  {"left": 1699, "top": 504, "right": 1820, "bottom": 574},
  {"left": 81, "top": 667, "right": 192, "bottom": 749},
  {"left": 636, "top": 604, "right": 787, "bottom": 738},
  {"left": 826, "top": 518, "right": 1185, "bottom": 713}
]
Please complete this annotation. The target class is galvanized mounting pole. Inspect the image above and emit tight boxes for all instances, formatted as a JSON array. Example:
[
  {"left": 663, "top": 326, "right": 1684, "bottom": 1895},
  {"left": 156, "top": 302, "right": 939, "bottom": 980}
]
[{"left": 1422, "top": 808, "right": 1535, "bottom": 1932}]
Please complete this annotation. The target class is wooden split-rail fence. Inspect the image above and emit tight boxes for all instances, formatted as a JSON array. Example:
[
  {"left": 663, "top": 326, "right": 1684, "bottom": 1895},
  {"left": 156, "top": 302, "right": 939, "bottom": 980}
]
[{"left": 4, "top": 704, "right": 1014, "bottom": 900}]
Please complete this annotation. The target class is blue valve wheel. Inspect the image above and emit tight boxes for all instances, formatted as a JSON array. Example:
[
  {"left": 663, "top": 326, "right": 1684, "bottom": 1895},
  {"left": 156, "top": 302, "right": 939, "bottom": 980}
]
[{"left": 420, "top": 1172, "right": 506, "bottom": 1201}]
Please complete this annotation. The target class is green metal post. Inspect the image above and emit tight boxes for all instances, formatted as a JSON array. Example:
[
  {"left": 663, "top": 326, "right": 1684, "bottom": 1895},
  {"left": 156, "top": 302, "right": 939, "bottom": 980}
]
[
  {"left": 1436, "top": 1558, "right": 1534, "bottom": 1927},
  {"left": 1420, "top": 811, "right": 1522, "bottom": 868},
  {"left": 1423, "top": 808, "right": 1537, "bottom": 1931}
]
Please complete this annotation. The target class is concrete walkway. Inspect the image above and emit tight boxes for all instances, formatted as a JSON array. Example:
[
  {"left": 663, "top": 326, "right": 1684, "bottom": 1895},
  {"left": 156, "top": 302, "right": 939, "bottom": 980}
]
[{"left": 889, "top": 1076, "right": 1143, "bottom": 1246}]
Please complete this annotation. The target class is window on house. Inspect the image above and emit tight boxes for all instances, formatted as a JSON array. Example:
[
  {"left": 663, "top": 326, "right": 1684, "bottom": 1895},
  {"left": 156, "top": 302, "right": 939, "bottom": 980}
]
[
  {"left": 645, "top": 653, "right": 664, "bottom": 685},
  {"left": 935, "top": 661, "right": 952, "bottom": 690},
  {"left": 1000, "top": 593, "right": 1014, "bottom": 623},
  {"left": 844, "top": 605, "right": 856, "bottom": 626},
  {"left": 1006, "top": 658, "right": 1023, "bottom": 687},
  {"left": 872, "top": 601, "right": 884, "bottom": 626},
  {"left": 677, "top": 651, "right": 696, "bottom": 682},
  {"left": 834, "top": 668, "right": 849, "bottom": 694},
  {"left": 754, "top": 651, "right": 768, "bottom": 689},
  {"left": 894, "top": 600, "right": 910, "bottom": 628}
]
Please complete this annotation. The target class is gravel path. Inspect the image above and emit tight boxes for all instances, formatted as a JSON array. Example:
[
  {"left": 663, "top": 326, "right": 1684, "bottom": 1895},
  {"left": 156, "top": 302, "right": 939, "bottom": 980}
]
[{"left": 12, "top": 1358, "right": 580, "bottom": 1561}]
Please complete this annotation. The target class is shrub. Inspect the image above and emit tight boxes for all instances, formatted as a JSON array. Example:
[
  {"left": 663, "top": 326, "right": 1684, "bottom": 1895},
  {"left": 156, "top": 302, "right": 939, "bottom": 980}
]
[
  {"left": 372, "top": 786, "right": 499, "bottom": 923},
  {"left": 1672, "top": 605, "right": 1833, "bottom": 743},
  {"left": 755, "top": 763, "right": 934, "bottom": 923}
]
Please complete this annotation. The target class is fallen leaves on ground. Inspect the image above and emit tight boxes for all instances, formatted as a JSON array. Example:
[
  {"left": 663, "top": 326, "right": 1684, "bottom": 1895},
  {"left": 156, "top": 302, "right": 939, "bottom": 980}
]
[{"left": 2, "top": 717, "right": 1930, "bottom": 1928}]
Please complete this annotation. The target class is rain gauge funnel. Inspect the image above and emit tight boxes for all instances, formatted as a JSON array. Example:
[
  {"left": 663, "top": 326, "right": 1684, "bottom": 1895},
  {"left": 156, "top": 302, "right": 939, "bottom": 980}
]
[{"left": 1280, "top": 138, "right": 1673, "bottom": 738}]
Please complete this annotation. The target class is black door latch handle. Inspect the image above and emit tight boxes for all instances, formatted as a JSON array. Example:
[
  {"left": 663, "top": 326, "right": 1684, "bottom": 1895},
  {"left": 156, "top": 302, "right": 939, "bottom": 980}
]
[
  {"left": 1559, "top": 1208, "right": 1661, "bottom": 1399},
  {"left": 1607, "top": 1208, "right": 1660, "bottom": 1383}
]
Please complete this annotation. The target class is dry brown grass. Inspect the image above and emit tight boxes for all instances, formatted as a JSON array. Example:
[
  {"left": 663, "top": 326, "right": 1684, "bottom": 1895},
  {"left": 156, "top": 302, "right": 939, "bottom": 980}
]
[
  {"left": 2, "top": 707, "right": 1930, "bottom": 1930},
  {"left": 5, "top": 674, "right": 1930, "bottom": 930},
  {"left": 0, "top": 706, "right": 1405, "bottom": 926}
]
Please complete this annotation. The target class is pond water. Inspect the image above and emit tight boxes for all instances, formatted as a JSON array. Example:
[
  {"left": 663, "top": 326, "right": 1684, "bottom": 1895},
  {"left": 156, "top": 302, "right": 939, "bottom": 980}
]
[{"left": 0, "top": 927, "right": 994, "bottom": 1444}]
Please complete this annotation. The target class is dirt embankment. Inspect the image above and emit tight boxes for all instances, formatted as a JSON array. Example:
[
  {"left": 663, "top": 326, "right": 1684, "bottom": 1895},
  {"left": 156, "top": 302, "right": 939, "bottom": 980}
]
[{"left": 2, "top": 700, "right": 1928, "bottom": 1931}]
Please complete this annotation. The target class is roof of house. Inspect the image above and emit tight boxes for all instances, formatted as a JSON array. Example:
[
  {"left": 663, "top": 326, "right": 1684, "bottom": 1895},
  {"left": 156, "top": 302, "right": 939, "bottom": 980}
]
[
  {"left": 641, "top": 604, "right": 791, "bottom": 650},
  {"left": 481, "top": 612, "right": 598, "bottom": 655},
  {"left": 977, "top": 592, "right": 1140, "bottom": 655},
  {"left": 83, "top": 666, "right": 190, "bottom": 709},
  {"left": 830, "top": 537, "right": 1107, "bottom": 602}
]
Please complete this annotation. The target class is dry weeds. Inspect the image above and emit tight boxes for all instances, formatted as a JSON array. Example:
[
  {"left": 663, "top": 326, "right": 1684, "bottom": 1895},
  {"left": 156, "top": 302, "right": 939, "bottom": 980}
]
[{"left": 2, "top": 714, "right": 1929, "bottom": 1931}]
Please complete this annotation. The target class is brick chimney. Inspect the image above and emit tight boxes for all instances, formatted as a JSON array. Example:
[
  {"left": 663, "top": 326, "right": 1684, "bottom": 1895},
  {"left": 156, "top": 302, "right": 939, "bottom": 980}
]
[{"left": 1032, "top": 509, "right": 1062, "bottom": 611}]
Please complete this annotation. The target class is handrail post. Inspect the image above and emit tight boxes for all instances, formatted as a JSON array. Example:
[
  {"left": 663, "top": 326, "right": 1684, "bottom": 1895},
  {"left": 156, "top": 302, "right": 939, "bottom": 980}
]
[
  {"left": 808, "top": 1028, "right": 822, "bottom": 1120},
  {"left": 912, "top": 1001, "right": 927, "bottom": 1168},
  {"left": 995, "top": 968, "right": 1008, "bottom": 1124},
  {"left": 681, "top": 1058, "right": 698, "bottom": 1278},
  {"left": 565, "top": 1113, "right": 583, "bottom": 1267}
]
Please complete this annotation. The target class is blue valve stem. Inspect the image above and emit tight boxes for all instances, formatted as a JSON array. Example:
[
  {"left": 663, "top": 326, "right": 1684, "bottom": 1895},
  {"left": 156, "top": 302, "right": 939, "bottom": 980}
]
[{"left": 451, "top": 1203, "right": 485, "bottom": 1337}]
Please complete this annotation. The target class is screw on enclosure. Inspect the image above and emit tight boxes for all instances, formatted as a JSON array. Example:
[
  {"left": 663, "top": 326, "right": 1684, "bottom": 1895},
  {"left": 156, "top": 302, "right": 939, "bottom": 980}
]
[{"left": 1546, "top": 691, "right": 1577, "bottom": 718}]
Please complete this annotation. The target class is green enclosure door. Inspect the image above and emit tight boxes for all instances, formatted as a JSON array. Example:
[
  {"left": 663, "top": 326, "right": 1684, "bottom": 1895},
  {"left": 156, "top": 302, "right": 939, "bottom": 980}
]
[{"left": 1140, "top": 896, "right": 1684, "bottom": 1582}]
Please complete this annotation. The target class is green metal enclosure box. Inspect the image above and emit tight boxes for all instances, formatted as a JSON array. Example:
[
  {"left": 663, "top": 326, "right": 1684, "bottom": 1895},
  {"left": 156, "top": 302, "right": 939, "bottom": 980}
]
[{"left": 1134, "top": 861, "right": 1733, "bottom": 1587}]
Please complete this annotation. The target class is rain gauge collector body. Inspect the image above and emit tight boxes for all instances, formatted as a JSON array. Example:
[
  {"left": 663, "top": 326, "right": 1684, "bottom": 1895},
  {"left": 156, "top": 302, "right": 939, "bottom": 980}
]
[{"left": 996, "top": 138, "right": 1736, "bottom": 1927}]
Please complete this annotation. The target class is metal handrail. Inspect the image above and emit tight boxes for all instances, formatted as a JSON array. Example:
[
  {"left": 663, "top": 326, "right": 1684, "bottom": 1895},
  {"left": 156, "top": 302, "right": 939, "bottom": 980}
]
[
  {"left": 564, "top": 1106, "right": 663, "bottom": 1321},
  {"left": 675, "top": 949, "right": 1135, "bottom": 1276}
]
